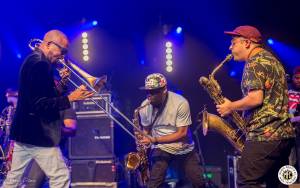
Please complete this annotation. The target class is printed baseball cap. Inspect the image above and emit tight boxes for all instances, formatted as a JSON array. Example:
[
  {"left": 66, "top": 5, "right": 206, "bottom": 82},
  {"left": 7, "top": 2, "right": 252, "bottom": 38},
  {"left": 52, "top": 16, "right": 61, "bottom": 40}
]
[{"left": 139, "top": 73, "right": 167, "bottom": 90}]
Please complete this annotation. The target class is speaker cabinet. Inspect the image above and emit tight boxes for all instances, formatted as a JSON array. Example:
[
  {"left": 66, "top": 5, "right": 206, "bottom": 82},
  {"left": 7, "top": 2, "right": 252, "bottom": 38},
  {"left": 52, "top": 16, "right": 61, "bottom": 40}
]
[
  {"left": 70, "top": 159, "right": 117, "bottom": 187},
  {"left": 69, "top": 117, "right": 114, "bottom": 159}
]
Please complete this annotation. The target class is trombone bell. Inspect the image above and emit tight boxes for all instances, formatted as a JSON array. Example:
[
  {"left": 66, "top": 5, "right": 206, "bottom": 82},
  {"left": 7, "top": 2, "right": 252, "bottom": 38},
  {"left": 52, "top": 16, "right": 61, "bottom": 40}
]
[
  {"left": 88, "top": 75, "right": 107, "bottom": 92},
  {"left": 68, "top": 61, "right": 107, "bottom": 93}
]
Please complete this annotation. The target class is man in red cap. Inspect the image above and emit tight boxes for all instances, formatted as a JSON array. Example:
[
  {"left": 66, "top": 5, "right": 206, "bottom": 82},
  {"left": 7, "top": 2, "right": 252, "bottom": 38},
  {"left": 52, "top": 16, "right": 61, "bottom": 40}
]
[{"left": 217, "top": 25, "right": 295, "bottom": 187}]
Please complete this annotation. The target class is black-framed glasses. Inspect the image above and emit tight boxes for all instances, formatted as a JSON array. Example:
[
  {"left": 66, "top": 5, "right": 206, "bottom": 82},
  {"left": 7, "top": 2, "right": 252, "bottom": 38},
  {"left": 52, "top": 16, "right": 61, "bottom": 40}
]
[{"left": 48, "top": 41, "right": 68, "bottom": 55}]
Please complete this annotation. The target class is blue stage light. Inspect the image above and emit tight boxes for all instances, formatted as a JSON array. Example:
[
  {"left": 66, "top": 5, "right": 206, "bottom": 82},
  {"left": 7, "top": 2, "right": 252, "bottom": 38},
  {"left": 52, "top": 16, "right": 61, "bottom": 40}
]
[
  {"left": 92, "top": 20, "right": 98, "bottom": 26},
  {"left": 176, "top": 27, "right": 182, "bottom": 34},
  {"left": 230, "top": 71, "right": 236, "bottom": 77},
  {"left": 267, "top": 38, "right": 274, "bottom": 45},
  {"left": 17, "top": 53, "right": 22, "bottom": 59}
]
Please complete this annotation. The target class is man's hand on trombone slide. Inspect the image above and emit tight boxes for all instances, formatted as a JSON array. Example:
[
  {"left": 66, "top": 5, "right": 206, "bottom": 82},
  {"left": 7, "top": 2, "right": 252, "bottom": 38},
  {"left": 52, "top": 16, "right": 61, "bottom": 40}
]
[{"left": 68, "top": 85, "right": 94, "bottom": 102}]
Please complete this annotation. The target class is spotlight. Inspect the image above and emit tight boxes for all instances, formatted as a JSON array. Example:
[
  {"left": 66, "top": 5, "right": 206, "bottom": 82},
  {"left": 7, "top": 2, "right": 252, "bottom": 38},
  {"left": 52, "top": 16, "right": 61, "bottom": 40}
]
[
  {"left": 166, "top": 54, "right": 172, "bottom": 60},
  {"left": 83, "top": 55, "right": 89, "bottom": 61},
  {"left": 17, "top": 53, "right": 22, "bottom": 59},
  {"left": 82, "top": 50, "right": 89, "bottom": 55},
  {"left": 166, "top": 60, "right": 173, "bottom": 66},
  {"left": 166, "top": 66, "right": 173, "bottom": 72},
  {"left": 81, "top": 32, "right": 89, "bottom": 62},
  {"left": 92, "top": 20, "right": 98, "bottom": 26},
  {"left": 82, "top": 38, "right": 88, "bottom": 44},
  {"left": 230, "top": 71, "right": 236, "bottom": 77},
  {"left": 166, "top": 48, "right": 172, "bottom": 53},
  {"left": 165, "top": 41, "right": 173, "bottom": 73},
  {"left": 82, "top": 32, "right": 88, "bottom": 38},
  {"left": 267, "top": 38, "right": 274, "bottom": 45},
  {"left": 82, "top": 44, "right": 89, "bottom": 50},
  {"left": 165, "top": 41, "right": 172, "bottom": 48},
  {"left": 176, "top": 26, "right": 182, "bottom": 34}
]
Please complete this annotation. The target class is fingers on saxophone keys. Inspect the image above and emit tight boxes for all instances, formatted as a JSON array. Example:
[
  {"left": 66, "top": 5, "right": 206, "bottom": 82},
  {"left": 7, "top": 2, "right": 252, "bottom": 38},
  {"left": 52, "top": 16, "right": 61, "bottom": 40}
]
[{"left": 216, "top": 107, "right": 223, "bottom": 117}]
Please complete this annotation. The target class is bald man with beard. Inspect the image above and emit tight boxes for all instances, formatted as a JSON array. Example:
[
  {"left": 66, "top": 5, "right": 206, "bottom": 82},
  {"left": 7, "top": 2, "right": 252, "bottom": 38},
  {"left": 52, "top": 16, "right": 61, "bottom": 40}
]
[{"left": 1, "top": 30, "right": 92, "bottom": 188}]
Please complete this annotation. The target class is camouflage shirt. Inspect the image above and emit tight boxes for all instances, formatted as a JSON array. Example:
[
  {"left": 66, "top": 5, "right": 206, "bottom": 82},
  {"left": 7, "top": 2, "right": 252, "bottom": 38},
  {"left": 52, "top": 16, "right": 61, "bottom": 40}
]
[{"left": 241, "top": 49, "right": 295, "bottom": 141}]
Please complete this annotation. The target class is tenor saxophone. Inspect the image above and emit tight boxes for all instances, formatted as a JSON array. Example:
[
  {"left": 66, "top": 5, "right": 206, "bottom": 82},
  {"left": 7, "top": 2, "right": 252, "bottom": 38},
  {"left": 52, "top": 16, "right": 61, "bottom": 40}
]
[
  {"left": 125, "top": 102, "right": 150, "bottom": 187},
  {"left": 199, "top": 54, "right": 246, "bottom": 152}
]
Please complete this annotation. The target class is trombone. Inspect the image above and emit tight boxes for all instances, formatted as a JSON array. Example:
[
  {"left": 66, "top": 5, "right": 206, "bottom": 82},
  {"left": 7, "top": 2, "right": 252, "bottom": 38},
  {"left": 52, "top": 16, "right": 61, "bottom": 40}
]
[{"left": 28, "top": 39, "right": 150, "bottom": 140}]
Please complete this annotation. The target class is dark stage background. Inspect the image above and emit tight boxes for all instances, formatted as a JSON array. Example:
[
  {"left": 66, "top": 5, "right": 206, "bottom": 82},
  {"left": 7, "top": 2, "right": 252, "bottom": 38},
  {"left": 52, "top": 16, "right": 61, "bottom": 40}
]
[{"left": 1, "top": 0, "right": 300, "bottom": 185}]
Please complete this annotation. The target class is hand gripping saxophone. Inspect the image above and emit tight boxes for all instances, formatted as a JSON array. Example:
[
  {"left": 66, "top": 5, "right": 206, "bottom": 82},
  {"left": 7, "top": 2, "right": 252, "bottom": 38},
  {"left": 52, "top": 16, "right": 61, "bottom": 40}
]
[
  {"left": 199, "top": 54, "right": 246, "bottom": 152},
  {"left": 125, "top": 101, "right": 150, "bottom": 187}
]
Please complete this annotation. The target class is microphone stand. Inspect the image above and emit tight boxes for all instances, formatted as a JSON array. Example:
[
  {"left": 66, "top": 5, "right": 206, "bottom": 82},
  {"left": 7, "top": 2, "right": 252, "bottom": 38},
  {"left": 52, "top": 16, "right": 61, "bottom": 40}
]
[{"left": 194, "top": 108, "right": 218, "bottom": 188}]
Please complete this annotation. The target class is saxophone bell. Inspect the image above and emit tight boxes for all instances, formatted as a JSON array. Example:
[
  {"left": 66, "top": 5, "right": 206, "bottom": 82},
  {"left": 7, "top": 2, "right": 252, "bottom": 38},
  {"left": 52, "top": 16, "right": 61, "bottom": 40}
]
[
  {"left": 202, "top": 110, "right": 209, "bottom": 136},
  {"left": 125, "top": 152, "right": 141, "bottom": 170}
]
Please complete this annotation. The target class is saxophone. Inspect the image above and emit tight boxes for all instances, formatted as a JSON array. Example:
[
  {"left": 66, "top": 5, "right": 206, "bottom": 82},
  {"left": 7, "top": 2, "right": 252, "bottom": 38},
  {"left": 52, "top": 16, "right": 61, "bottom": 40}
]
[
  {"left": 0, "top": 105, "right": 15, "bottom": 175},
  {"left": 125, "top": 102, "right": 150, "bottom": 187},
  {"left": 199, "top": 54, "right": 246, "bottom": 152}
]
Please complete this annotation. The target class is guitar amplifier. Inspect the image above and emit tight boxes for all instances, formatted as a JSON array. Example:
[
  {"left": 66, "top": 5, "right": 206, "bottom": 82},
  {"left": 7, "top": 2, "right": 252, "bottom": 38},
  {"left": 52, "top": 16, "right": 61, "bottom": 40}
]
[{"left": 71, "top": 93, "right": 111, "bottom": 118}]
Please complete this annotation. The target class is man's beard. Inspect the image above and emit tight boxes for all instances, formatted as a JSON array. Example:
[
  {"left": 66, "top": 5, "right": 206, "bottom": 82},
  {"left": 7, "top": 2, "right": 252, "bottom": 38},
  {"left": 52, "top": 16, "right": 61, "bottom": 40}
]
[{"left": 151, "top": 100, "right": 163, "bottom": 108}]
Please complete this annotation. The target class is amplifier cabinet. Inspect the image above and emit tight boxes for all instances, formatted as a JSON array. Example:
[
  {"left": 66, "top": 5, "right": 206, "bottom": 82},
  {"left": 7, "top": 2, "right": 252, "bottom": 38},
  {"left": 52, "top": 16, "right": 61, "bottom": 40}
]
[{"left": 69, "top": 117, "right": 114, "bottom": 159}]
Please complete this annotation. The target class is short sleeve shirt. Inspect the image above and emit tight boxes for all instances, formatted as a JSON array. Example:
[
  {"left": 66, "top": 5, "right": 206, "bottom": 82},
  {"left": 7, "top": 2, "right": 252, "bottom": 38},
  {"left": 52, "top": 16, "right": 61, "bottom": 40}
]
[
  {"left": 139, "top": 91, "right": 194, "bottom": 154},
  {"left": 241, "top": 50, "right": 295, "bottom": 141}
]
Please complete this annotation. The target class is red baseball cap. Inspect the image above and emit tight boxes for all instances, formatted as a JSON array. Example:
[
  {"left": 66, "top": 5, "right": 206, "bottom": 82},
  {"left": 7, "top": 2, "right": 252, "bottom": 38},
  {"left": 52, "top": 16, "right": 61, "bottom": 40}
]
[{"left": 224, "top": 25, "right": 263, "bottom": 43}]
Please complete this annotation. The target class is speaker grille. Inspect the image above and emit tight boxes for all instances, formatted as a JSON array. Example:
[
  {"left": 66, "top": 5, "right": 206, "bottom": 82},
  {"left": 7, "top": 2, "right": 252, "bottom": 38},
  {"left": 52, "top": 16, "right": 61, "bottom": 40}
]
[
  {"left": 69, "top": 117, "right": 114, "bottom": 159},
  {"left": 70, "top": 159, "right": 116, "bottom": 183}
]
